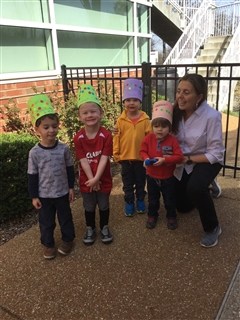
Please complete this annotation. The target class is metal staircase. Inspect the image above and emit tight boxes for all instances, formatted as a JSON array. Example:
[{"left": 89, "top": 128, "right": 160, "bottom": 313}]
[
  {"left": 151, "top": 0, "right": 240, "bottom": 110},
  {"left": 156, "top": 1, "right": 240, "bottom": 66}
]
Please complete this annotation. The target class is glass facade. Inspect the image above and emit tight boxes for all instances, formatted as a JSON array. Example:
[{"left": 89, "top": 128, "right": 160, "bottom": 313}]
[
  {"left": 58, "top": 31, "right": 134, "bottom": 67},
  {"left": 0, "top": 0, "right": 151, "bottom": 79},
  {"left": 54, "top": 0, "right": 133, "bottom": 31},
  {"left": 0, "top": 26, "right": 54, "bottom": 73},
  {"left": 0, "top": 0, "right": 49, "bottom": 23}
]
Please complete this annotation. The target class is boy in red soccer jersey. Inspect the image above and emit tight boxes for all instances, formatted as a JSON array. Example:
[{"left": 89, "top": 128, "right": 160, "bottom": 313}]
[{"left": 74, "top": 84, "right": 113, "bottom": 245}]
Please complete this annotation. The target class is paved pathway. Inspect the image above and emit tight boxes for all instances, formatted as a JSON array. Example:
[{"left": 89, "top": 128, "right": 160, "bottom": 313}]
[{"left": 0, "top": 173, "right": 239, "bottom": 320}]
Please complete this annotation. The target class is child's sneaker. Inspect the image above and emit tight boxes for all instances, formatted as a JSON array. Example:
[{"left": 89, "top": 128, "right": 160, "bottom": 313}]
[
  {"left": 136, "top": 199, "right": 146, "bottom": 213},
  {"left": 125, "top": 202, "right": 135, "bottom": 217},
  {"left": 167, "top": 218, "right": 178, "bottom": 230},
  {"left": 101, "top": 225, "right": 113, "bottom": 244},
  {"left": 83, "top": 227, "right": 96, "bottom": 245},
  {"left": 146, "top": 215, "right": 158, "bottom": 229},
  {"left": 58, "top": 241, "right": 73, "bottom": 255},
  {"left": 43, "top": 246, "right": 56, "bottom": 260}
]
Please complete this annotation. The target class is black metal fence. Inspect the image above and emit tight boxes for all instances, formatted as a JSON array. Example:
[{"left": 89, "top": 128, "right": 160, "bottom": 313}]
[{"left": 61, "top": 63, "right": 240, "bottom": 178}]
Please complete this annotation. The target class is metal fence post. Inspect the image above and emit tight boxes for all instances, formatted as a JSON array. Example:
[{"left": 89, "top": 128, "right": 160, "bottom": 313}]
[
  {"left": 61, "top": 64, "right": 69, "bottom": 101},
  {"left": 142, "top": 62, "right": 152, "bottom": 116}
]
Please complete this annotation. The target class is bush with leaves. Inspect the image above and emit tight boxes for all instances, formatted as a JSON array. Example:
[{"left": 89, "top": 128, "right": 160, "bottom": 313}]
[{"left": 0, "top": 133, "right": 38, "bottom": 222}]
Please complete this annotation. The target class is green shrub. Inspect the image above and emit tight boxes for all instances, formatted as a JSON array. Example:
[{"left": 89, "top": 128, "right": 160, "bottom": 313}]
[
  {"left": 0, "top": 81, "right": 121, "bottom": 222},
  {"left": 0, "top": 133, "right": 38, "bottom": 222}
]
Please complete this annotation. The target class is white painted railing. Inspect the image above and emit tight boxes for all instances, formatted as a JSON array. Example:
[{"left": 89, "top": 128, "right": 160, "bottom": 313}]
[
  {"left": 219, "top": 22, "right": 240, "bottom": 111},
  {"left": 163, "top": 0, "right": 212, "bottom": 65},
  {"left": 163, "top": 1, "right": 240, "bottom": 65}
]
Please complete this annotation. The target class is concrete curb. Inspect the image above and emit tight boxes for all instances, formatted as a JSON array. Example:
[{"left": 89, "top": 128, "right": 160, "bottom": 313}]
[{"left": 215, "top": 259, "right": 240, "bottom": 320}]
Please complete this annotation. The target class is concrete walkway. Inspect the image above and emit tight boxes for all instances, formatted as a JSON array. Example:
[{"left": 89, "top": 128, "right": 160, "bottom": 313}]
[{"left": 0, "top": 174, "right": 239, "bottom": 320}]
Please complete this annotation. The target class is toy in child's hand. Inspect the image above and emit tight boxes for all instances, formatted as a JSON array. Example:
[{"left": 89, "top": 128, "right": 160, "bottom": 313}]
[{"left": 145, "top": 158, "right": 158, "bottom": 166}]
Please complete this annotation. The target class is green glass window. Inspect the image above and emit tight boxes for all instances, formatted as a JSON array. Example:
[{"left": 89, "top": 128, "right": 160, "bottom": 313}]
[
  {"left": 138, "top": 37, "right": 149, "bottom": 63},
  {"left": 54, "top": 0, "right": 133, "bottom": 32},
  {"left": 57, "top": 30, "right": 134, "bottom": 67},
  {"left": 137, "top": 4, "right": 149, "bottom": 33},
  {"left": 0, "top": 0, "right": 49, "bottom": 23},
  {"left": 1, "top": 26, "right": 54, "bottom": 73}
]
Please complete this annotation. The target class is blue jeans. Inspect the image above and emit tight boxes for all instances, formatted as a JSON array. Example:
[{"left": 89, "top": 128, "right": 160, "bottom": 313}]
[
  {"left": 147, "top": 175, "right": 176, "bottom": 218},
  {"left": 39, "top": 194, "right": 75, "bottom": 247}
]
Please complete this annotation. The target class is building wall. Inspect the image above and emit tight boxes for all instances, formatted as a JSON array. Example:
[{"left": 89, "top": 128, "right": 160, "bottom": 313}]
[
  {"left": 0, "top": 78, "right": 62, "bottom": 131},
  {"left": 0, "top": 0, "right": 152, "bottom": 131}
]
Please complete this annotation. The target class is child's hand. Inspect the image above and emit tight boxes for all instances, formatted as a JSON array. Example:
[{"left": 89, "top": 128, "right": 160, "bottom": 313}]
[
  {"left": 92, "top": 181, "right": 101, "bottom": 192},
  {"left": 143, "top": 158, "right": 149, "bottom": 168},
  {"left": 32, "top": 198, "right": 42, "bottom": 209},
  {"left": 69, "top": 189, "right": 75, "bottom": 202},
  {"left": 85, "top": 178, "right": 101, "bottom": 192},
  {"left": 153, "top": 157, "right": 165, "bottom": 166}
]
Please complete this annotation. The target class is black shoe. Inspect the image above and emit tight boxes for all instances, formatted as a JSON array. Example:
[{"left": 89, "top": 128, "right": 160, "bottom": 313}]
[
  {"left": 146, "top": 216, "right": 158, "bottom": 229},
  {"left": 167, "top": 218, "right": 178, "bottom": 230}
]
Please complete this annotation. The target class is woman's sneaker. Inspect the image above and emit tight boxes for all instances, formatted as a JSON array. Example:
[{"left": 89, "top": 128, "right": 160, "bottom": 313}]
[
  {"left": 83, "top": 227, "right": 96, "bottom": 245},
  {"left": 210, "top": 179, "right": 222, "bottom": 198},
  {"left": 101, "top": 225, "right": 113, "bottom": 244},
  {"left": 200, "top": 225, "right": 222, "bottom": 248}
]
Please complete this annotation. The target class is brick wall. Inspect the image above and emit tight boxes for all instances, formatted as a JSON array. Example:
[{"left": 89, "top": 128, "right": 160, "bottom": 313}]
[{"left": 0, "top": 78, "right": 63, "bottom": 132}]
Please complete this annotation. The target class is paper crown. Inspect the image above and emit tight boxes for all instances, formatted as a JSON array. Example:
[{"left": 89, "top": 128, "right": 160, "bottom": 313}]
[
  {"left": 151, "top": 100, "right": 173, "bottom": 124},
  {"left": 122, "top": 78, "right": 143, "bottom": 102},
  {"left": 77, "top": 84, "right": 101, "bottom": 107},
  {"left": 28, "top": 94, "right": 55, "bottom": 126}
]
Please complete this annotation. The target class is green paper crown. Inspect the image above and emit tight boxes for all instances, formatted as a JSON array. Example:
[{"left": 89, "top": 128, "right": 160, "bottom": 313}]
[
  {"left": 77, "top": 84, "right": 101, "bottom": 107},
  {"left": 28, "top": 94, "right": 55, "bottom": 126}
]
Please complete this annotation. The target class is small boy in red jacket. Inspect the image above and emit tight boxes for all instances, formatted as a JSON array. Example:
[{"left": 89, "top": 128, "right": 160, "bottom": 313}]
[{"left": 140, "top": 100, "right": 183, "bottom": 230}]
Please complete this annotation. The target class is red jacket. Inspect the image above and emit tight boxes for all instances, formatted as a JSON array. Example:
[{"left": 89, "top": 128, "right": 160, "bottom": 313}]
[{"left": 140, "top": 133, "right": 183, "bottom": 179}]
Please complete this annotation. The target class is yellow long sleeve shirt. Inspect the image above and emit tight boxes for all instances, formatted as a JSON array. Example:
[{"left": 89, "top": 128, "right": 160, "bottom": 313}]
[{"left": 113, "top": 110, "right": 151, "bottom": 162}]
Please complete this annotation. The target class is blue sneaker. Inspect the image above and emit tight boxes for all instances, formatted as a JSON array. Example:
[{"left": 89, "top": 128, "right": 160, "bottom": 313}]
[
  {"left": 125, "top": 202, "right": 135, "bottom": 217},
  {"left": 136, "top": 199, "right": 145, "bottom": 213}
]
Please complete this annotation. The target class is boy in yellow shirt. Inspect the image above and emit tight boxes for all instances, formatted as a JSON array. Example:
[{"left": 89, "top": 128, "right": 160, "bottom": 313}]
[{"left": 113, "top": 78, "right": 152, "bottom": 216}]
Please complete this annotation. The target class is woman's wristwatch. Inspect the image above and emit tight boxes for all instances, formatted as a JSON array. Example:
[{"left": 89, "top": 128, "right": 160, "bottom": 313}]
[{"left": 186, "top": 155, "right": 193, "bottom": 165}]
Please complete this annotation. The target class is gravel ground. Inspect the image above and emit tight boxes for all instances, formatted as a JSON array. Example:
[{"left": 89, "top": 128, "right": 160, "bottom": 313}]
[
  {"left": 0, "top": 173, "right": 239, "bottom": 320},
  {"left": 0, "top": 211, "right": 39, "bottom": 246}
]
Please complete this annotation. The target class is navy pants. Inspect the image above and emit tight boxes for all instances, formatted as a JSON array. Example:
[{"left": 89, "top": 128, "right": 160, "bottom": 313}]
[
  {"left": 120, "top": 160, "right": 146, "bottom": 204},
  {"left": 39, "top": 194, "right": 75, "bottom": 248},
  {"left": 175, "top": 163, "right": 222, "bottom": 232},
  {"left": 147, "top": 175, "right": 177, "bottom": 218}
]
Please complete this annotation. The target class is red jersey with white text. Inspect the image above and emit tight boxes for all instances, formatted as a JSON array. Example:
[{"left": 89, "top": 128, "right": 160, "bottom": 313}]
[{"left": 74, "top": 127, "right": 113, "bottom": 193}]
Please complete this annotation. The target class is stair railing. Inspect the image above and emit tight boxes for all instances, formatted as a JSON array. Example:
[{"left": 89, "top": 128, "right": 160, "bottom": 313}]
[
  {"left": 163, "top": 0, "right": 212, "bottom": 65},
  {"left": 213, "top": 2, "right": 240, "bottom": 36},
  {"left": 163, "top": 0, "right": 200, "bottom": 28},
  {"left": 163, "top": 2, "right": 240, "bottom": 66},
  {"left": 219, "top": 22, "right": 240, "bottom": 111}
]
